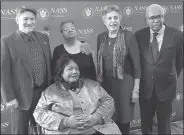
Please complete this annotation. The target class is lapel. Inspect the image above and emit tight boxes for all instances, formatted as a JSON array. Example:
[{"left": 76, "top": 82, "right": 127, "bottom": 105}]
[
  {"left": 140, "top": 28, "right": 154, "bottom": 64},
  {"left": 12, "top": 30, "right": 33, "bottom": 78},
  {"left": 12, "top": 31, "right": 51, "bottom": 82},
  {"left": 155, "top": 26, "right": 171, "bottom": 64}
]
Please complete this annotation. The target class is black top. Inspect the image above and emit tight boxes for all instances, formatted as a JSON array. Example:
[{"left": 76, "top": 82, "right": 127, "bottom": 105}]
[
  {"left": 103, "top": 37, "right": 116, "bottom": 77},
  {"left": 52, "top": 44, "right": 96, "bottom": 82}
]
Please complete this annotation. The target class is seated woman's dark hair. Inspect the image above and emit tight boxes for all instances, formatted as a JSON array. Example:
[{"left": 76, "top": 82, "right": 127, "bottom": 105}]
[{"left": 54, "top": 55, "right": 79, "bottom": 83}]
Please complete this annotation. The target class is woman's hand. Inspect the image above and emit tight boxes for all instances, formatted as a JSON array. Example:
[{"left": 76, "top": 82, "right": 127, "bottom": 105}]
[
  {"left": 96, "top": 75, "right": 103, "bottom": 84},
  {"left": 131, "top": 90, "right": 139, "bottom": 103},
  {"left": 67, "top": 114, "right": 102, "bottom": 129},
  {"left": 66, "top": 115, "right": 84, "bottom": 129},
  {"left": 132, "top": 79, "right": 140, "bottom": 103},
  {"left": 78, "top": 114, "right": 99, "bottom": 129},
  {"left": 80, "top": 42, "right": 93, "bottom": 55}
]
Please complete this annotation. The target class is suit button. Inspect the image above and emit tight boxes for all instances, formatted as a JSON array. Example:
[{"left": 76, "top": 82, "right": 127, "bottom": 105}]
[{"left": 152, "top": 77, "right": 154, "bottom": 79}]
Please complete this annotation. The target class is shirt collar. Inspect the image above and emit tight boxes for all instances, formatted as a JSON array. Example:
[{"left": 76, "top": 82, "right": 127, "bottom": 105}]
[
  {"left": 18, "top": 30, "right": 36, "bottom": 42},
  {"left": 150, "top": 24, "right": 165, "bottom": 35}
]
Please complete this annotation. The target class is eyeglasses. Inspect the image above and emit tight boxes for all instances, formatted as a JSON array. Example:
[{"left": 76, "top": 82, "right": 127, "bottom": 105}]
[{"left": 147, "top": 15, "right": 163, "bottom": 21}]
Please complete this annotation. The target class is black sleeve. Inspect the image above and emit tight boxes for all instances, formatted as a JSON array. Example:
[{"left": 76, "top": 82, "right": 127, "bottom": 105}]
[
  {"left": 176, "top": 32, "right": 183, "bottom": 77},
  {"left": 51, "top": 46, "right": 61, "bottom": 82},
  {"left": 89, "top": 54, "right": 96, "bottom": 81},
  {"left": 128, "top": 32, "right": 141, "bottom": 78}
]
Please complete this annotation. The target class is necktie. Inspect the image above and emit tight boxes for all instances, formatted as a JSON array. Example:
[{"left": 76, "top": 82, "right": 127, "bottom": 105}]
[
  {"left": 151, "top": 33, "right": 159, "bottom": 62},
  {"left": 28, "top": 37, "right": 44, "bottom": 86}
]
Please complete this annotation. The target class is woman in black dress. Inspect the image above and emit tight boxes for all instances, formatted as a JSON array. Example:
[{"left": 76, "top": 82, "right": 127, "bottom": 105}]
[
  {"left": 52, "top": 20, "right": 96, "bottom": 82},
  {"left": 97, "top": 5, "right": 141, "bottom": 134}
]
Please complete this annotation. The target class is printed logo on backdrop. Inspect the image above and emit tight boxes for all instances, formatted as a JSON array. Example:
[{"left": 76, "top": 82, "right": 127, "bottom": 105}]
[
  {"left": 82, "top": 6, "right": 105, "bottom": 18},
  {"left": 83, "top": 7, "right": 94, "bottom": 18},
  {"left": 122, "top": 4, "right": 182, "bottom": 17},
  {"left": 130, "top": 119, "right": 141, "bottom": 127},
  {"left": 122, "top": 25, "right": 133, "bottom": 31},
  {"left": 1, "top": 7, "right": 68, "bottom": 20},
  {"left": 174, "top": 93, "right": 183, "bottom": 102},
  {"left": 162, "top": 4, "right": 183, "bottom": 14},
  {"left": 1, "top": 8, "right": 17, "bottom": 20},
  {"left": 179, "top": 24, "right": 183, "bottom": 32},
  {"left": 168, "top": 4, "right": 183, "bottom": 13},
  {"left": 1, "top": 103, "right": 10, "bottom": 133},
  {"left": 1, "top": 122, "right": 10, "bottom": 133},
  {"left": 162, "top": 6, "right": 169, "bottom": 15},
  {"left": 37, "top": 8, "right": 50, "bottom": 20},
  {"left": 123, "top": 5, "right": 148, "bottom": 17},
  {"left": 37, "top": 7, "right": 68, "bottom": 20},
  {"left": 83, "top": 4, "right": 183, "bottom": 18},
  {"left": 123, "top": 6, "right": 134, "bottom": 17},
  {"left": 1, "top": 103, "right": 6, "bottom": 113},
  {"left": 77, "top": 28, "right": 94, "bottom": 38}
]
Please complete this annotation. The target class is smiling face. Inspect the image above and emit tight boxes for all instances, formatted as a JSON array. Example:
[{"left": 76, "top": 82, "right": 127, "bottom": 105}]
[
  {"left": 61, "top": 22, "right": 77, "bottom": 39},
  {"left": 16, "top": 11, "right": 36, "bottom": 34},
  {"left": 61, "top": 60, "right": 80, "bottom": 83},
  {"left": 146, "top": 5, "right": 165, "bottom": 32},
  {"left": 103, "top": 11, "right": 122, "bottom": 32}
]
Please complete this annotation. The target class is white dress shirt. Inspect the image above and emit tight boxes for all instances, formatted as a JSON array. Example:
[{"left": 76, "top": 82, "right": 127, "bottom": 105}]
[{"left": 150, "top": 25, "right": 165, "bottom": 51}]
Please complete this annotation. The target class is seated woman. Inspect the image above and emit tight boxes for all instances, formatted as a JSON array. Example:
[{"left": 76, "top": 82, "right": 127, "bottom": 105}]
[{"left": 33, "top": 55, "right": 121, "bottom": 134}]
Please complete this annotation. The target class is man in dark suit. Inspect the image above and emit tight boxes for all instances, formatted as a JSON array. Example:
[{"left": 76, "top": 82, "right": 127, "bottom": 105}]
[
  {"left": 135, "top": 4, "right": 183, "bottom": 135},
  {"left": 1, "top": 6, "right": 52, "bottom": 134}
]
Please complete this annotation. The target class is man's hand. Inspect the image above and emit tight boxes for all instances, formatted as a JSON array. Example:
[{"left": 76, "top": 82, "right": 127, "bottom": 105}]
[{"left": 6, "top": 99, "right": 19, "bottom": 109}]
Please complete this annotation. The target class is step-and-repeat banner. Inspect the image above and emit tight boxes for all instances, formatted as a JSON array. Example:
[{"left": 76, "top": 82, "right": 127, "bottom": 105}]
[{"left": 1, "top": 1, "right": 183, "bottom": 134}]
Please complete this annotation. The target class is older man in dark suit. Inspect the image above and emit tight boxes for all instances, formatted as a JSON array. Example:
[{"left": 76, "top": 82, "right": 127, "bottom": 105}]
[
  {"left": 1, "top": 6, "right": 52, "bottom": 134},
  {"left": 135, "top": 4, "right": 183, "bottom": 135}
]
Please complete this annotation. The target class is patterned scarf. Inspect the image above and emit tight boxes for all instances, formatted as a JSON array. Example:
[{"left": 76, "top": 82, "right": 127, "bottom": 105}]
[{"left": 97, "top": 27, "right": 127, "bottom": 84}]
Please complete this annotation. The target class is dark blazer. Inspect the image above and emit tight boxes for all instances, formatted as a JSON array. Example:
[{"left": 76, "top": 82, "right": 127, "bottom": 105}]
[
  {"left": 1, "top": 30, "right": 52, "bottom": 110},
  {"left": 135, "top": 26, "right": 183, "bottom": 101}
]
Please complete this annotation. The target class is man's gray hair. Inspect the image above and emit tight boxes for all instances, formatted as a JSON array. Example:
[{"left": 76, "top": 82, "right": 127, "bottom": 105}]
[{"left": 146, "top": 4, "right": 165, "bottom": 17}]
